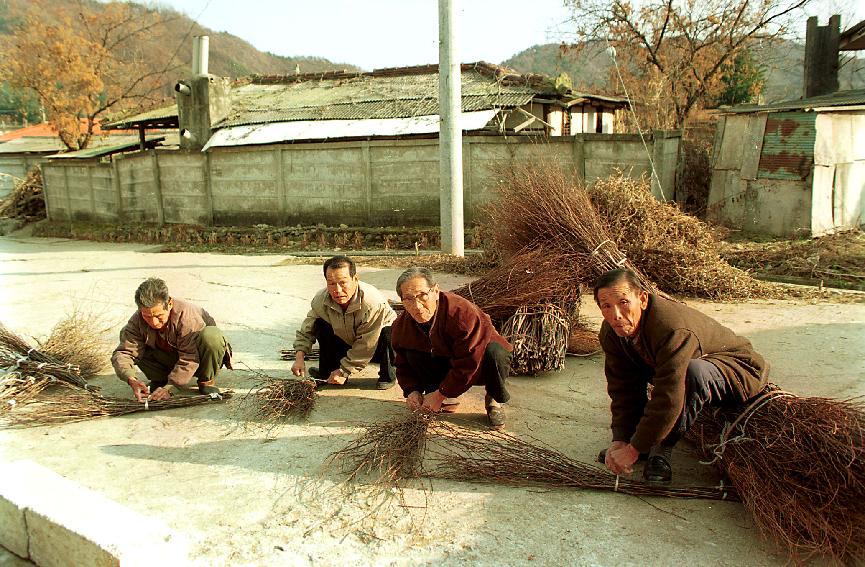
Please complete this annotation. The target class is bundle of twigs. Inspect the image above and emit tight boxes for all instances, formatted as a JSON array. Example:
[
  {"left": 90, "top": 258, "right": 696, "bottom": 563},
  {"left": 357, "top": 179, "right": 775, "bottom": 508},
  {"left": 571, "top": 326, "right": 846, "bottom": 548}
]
[
  {"left": 484, "top": 162, "right": 657, "bottom": 293},
  {"left": 239, "top": 368, "right": 318, "bottom": 424},
  {"left": 567, "top": 325, "right": 601, "bottom": 356},
  {"left": 452, "top": 247, "right": 583, "bottom": 325},
  {"left": 688, "top": 388, "right": 865, "bottom": 563},
  {"left": 0, "top": 383, "right": 232, "bottom": 427},
  {"left": 278, "top": 347, "right": 319, "bottom": 361},
  {"left": 39, "top": 310, "right": 111, "bottom": 379},
  {"left": 587, "top": 173, "right": 779, "bottom": 300},
  {"left": 328, "top": 411, "right": 434, "bottom": 486},
  {"left": 0, "top": 323, "right": 91, "bottom": 391},
  {"left": 428, "top": 421, "right": 737, "bottom": 501},
  {"left": 500, "top": 304, "right": 569, "bottom": 375}
]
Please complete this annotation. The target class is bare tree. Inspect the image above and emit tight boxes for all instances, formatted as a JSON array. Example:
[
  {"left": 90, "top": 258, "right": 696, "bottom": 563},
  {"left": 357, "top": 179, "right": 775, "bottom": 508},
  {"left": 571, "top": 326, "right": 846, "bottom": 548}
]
[
  {"left": 565, "top": 0, "right": 814, "bottom": 128},
  {"left": 0, "top": 1, "right": 177, "bottom": 150}
]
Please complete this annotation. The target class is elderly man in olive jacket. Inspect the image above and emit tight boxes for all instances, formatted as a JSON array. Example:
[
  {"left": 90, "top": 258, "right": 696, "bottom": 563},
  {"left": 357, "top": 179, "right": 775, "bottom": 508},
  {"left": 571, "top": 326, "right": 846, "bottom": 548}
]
[
  {"left": 292, "top": 255, "right": 397, "bottom": 389},
  {"left": 595, "top": 269, "right": 769, "bottom": 483},
  {"left": 112, "top": 278, "right": 232, "bottom": 402}
]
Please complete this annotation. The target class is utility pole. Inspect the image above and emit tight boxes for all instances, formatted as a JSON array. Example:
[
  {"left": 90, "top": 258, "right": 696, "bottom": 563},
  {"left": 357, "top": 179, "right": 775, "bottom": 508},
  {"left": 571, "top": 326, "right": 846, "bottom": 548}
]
[{"left": 438, "top": 0, "right": 464, "bottom": 256}]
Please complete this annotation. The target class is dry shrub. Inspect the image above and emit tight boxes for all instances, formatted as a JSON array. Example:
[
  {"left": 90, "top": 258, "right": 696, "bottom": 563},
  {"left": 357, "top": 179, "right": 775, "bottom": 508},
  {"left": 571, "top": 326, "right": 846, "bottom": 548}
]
[
  {"left": 689, "top": 389, "right": 865, "bottom": 564},
  {"left": 587, "top": 173, "right": 778, "bottom": 300}
]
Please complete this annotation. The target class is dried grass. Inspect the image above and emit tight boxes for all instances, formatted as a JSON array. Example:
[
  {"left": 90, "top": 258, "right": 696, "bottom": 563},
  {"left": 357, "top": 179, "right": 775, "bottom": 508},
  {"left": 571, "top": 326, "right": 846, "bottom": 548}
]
[
  {"left": 39, "top": 310, "right": 111, "bottom": 379},
  {"left": 237, "top": 368, "right": 319, "bottom": 427},
  {"left": 587, "top": 173, "right": 779, "bottom": 300}
]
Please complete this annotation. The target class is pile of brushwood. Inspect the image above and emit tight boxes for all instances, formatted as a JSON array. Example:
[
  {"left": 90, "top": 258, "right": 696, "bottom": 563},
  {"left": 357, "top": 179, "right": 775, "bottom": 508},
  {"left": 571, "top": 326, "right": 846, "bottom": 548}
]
[
  {"left": 0, "top": 168, "right": 45, "bottom": 223},
  {"left": 0, "top": 316, "right": 228, "bottom": 427}
]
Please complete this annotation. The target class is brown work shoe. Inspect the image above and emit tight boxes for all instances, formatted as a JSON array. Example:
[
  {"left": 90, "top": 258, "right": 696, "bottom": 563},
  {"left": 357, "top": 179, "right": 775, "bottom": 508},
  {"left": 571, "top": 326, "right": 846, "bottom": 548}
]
[{"left": 486, "top": 404, "right": 506, "bottom": 430}]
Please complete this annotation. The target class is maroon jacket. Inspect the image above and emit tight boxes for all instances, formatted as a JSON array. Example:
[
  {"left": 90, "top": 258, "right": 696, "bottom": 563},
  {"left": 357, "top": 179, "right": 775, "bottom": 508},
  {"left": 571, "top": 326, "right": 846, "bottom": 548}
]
[{"left": 392, "top": 291, "right": 511, "bottom": 398}]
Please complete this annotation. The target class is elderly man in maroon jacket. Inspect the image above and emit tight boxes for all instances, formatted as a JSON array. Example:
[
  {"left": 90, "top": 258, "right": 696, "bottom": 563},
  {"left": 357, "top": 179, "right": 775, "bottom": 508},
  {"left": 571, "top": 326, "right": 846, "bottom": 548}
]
[
  {"left": 112, "top": 278, "right": 232, "bottom": 402},
  {"left": 391, "top": 267, "right": 512, "bottom": 429},
  {"left": 595, "top": 268, "right": 769, "bottom": 483}
]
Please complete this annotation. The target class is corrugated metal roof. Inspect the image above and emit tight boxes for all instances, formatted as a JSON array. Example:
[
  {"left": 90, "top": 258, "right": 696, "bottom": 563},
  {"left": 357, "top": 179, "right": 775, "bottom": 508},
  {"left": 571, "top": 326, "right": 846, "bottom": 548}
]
[
  {"left": 721, "top": 88, "right": 865, "bottom": 114},
  {"left": 216, "top": 70, "right": 536, "bottom": 128},
  {"left": 47, "top": 136, "right": 165, "bottom": 159},
  {"left": 758, "top": 112, "right": 816, "bottom": 180},
  {"left": 0, "top": 137, "right": 67, "bottom": 154},
  {"left": 104, "top": 105, "right": 179, "bottom": 130},
  {"left": 204, "top": 110, "right": 499, "bottom": 150}
]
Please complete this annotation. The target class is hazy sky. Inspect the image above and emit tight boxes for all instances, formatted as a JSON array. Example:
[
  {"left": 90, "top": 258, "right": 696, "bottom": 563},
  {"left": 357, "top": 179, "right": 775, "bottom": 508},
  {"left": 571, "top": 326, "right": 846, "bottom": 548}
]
[{"left": 152, "top": 0, "right": 865, "bottom": 71}]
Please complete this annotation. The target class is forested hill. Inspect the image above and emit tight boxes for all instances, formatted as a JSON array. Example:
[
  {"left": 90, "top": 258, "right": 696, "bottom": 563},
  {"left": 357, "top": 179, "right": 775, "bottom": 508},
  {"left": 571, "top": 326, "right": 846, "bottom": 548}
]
[
  {"left": 502, "top": 40, "right": 865, "bottom": 103},
  {"left": 0, "top": 0, "right": 359, "bottom": 79}
]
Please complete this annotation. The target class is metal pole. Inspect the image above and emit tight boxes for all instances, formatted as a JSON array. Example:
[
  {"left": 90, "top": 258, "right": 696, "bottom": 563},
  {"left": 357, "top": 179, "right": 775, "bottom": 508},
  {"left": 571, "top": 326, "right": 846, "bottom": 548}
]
[{"left": 438, "top": 0, "right": 464, "bottom": 256}]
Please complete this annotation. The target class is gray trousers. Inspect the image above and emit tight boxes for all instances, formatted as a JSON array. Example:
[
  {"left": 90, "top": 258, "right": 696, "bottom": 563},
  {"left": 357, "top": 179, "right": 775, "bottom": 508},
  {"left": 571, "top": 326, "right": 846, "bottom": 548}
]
[{"left": 661, "top": 358, "right": 737, "bottom": 447}]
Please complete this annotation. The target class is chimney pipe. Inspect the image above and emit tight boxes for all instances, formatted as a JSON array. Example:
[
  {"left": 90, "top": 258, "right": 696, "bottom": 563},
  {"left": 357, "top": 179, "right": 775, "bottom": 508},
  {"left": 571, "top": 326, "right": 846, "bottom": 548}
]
[{"left": 192, "top": 35, "right": 209, "bottom": 76}]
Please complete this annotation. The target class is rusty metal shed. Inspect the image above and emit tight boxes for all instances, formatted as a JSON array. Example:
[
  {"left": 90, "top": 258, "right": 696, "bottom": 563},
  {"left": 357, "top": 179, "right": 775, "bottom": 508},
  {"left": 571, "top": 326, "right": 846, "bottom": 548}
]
[{"left": 708, "top": 88, "right": 865, "bottom": 236}]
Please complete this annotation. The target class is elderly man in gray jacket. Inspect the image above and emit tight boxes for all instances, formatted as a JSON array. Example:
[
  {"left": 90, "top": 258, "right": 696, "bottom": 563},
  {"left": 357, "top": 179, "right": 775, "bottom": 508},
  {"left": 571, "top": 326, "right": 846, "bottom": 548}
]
[
  {"left": 292, "top": 255, "right": 397, "bottom": 389},
  {"left": 112, "top": 277, "right": 232, "bottom": 402}
]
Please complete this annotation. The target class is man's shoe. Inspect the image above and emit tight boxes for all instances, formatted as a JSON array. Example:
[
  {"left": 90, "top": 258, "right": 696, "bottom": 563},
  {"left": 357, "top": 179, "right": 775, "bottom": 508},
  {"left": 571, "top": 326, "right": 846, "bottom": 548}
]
[
  {"left": 643, "top": 445, "right": 673, "bottom": 484},
  {"left": 376, "top": 377, "right": 396, "bottom": 390},
  {"left": 486, "top": 404, "right": 506, "bottom": 430},
  {"left": 197, "top": 380, "right": 220, "bottom": 396},
  {"left": 307, "top": 367, "right": 322, "bottom": 380}
]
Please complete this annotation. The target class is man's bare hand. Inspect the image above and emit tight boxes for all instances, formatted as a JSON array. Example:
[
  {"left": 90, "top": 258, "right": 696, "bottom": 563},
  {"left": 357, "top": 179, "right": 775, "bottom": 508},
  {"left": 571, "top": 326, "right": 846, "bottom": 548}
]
[
  {"left": 327, "top": 369, "right": 347, "bottom": 384},
  {"left": 422, "top": 390, "right": 446, "bottom": 413},
  {"left": 127, "top": 377, "right": 150, "bottom": 402},
  {"left": 149, "top": 386, "right": 172, "bottom": 402},
  {"left": 605, "top": 440, "right": 640, "bottom": 475},
  {"left": 291, "top": 359, "right": 305, "bottom": 377},
  {"left": 406, "top": 391, "right": 423, "bottom": 411}
]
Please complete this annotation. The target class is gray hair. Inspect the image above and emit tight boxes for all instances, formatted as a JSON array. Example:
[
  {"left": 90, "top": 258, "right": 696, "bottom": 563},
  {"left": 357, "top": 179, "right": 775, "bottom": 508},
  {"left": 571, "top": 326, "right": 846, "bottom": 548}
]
[
  {"left": 396, "top": 267, "right": 436, "bottom": 297},
  {"left": 135, "top": 278, "right": 171, "bottom": 309},
  {"left": 592, "top": 269, "right": 644, "bottom": 304}
]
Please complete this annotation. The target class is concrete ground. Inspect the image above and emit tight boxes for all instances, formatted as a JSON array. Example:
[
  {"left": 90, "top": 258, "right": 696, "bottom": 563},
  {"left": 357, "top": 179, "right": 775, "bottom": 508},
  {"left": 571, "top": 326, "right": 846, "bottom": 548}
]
[{"left": 1, "top": 234, "right": 863, "bottom": 567}]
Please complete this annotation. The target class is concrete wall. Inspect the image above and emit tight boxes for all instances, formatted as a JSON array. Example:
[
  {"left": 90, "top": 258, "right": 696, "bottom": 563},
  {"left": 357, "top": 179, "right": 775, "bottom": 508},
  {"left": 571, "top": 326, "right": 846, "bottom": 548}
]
[
  {"left": 812, "top": 111, "right": 865, "bottom": 233},
  {"left": 42, "top": 133, "right": 679, "bottom": 227}
]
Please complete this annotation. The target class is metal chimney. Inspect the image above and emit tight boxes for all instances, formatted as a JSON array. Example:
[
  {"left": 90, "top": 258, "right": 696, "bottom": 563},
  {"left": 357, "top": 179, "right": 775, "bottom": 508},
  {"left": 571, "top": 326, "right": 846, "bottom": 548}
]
[{"left": 192, "top": 35, "right": 210, "bottom": 76}]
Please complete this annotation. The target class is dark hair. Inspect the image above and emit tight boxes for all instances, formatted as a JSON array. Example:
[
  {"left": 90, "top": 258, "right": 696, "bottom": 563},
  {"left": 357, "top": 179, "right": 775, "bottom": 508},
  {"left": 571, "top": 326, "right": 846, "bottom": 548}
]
[
  {"left": 135, "top": 278, "right": 170, "bottom": 309},
  {"left": 592, "top": 269, "right": 644, "bottom": 304},
  {"left": 323, "top": 255, "right": 356, "bottom": 278},
  {"left": 396, "top": 267, "right": 436, "bottom": 297}
]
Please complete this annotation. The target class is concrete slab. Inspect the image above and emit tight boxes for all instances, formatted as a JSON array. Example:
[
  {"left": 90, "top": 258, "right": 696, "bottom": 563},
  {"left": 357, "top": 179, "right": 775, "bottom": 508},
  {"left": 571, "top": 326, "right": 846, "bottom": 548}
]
[
  {"left": 0, "top": 234, "right": 863, "bottom": 566},
  {"left": 0, "top": 460, "right": 188, "bottom": 567}
]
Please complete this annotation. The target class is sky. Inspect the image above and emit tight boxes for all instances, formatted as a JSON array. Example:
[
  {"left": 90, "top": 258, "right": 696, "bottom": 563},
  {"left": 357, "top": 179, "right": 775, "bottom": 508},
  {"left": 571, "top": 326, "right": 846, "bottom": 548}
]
[{"left": 151, "top": 0, "right": 865, "bottom": 72}]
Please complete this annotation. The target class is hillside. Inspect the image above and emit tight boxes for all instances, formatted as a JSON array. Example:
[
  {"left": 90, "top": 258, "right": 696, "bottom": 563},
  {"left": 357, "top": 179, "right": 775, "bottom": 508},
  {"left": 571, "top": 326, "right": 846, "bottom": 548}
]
[{"left": 502, "top": 40, "right": 865, "bottom": 104}]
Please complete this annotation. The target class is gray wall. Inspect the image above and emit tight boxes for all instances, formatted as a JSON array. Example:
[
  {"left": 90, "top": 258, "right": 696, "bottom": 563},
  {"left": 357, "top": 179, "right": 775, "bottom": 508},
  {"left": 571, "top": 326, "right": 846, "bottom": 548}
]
[{"left": 43, "top": 133, "right": 680, "bottom": 226}]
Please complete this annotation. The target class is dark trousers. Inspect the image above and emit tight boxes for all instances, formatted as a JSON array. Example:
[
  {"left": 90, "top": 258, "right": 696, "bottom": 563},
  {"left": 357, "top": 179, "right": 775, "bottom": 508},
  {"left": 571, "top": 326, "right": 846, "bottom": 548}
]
[
  {"left": 137, "top": 326, "right": 229, "bottom": 389},
  {"left": 403, "top": 342, "right": 511, "bottom": 404},
  {"left": 661, "top": 358, "right": 737, "bottom": 447},
  {"left": 313, "top": 319, "right": 395, "bottom": 381}
]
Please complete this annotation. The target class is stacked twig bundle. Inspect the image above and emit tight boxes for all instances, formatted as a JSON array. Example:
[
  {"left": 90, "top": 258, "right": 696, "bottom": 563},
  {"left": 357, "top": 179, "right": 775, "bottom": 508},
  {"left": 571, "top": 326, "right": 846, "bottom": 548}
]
[
  {"left": 567, "top": 326, "right": 601, "bottom": 356},
  {"left": 0, "top": 168, "right": 45, "bottom": 222},
  {"left": 500, "top": 304, "right": 569, "bottom": 375},
  {"left": 688, "top": 388, "right": 865, "bottom": 563},
  {"left": 0, "top": 323, "right": 91, "bottom": 391},
  {"left": 587, "top": 173, "right": 778, "bottom": 300},
  {"left": 1, "top": 383, "right": 232, "bottom": 427},
  {"left": 328, "top": 411, "right": 434, "bottom": 486},
  {"left": 279, "top": 347, "right": 319, "bottom": 361},
  {"left": 427, "top": 421, "right": 737, "bottom": 501},
  {"left": 484, "top": 162, "right": 657, "bottom": 293}
]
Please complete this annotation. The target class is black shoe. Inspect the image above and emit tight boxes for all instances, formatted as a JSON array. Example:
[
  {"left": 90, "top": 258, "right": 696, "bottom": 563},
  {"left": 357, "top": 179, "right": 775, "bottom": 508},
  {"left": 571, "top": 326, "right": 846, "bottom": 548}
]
[
  {"left": 198, "top": 383, "right": 221, "bottom": 396},
  {"left": 376, "top": 377, "right": 396, "bottom": 390},
  {"left": 643, "top": 445, "right": 673, "bottom": 484},
  {"left": 596, "top": 448, "right": 650, "bottom": 464},
  {"left": 308, "top": 367, "right": 322, "bottom": 380}
]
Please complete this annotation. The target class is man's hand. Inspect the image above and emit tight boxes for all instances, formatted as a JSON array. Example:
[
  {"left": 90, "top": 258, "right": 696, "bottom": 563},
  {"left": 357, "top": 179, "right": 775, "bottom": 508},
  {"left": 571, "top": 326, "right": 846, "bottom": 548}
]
[
  {"left": 605, "top": 440, "right": 640, "bottom": 475},
  {"left": 291, "top": 352, "right": 305, "bottom": 377},
  {"left": 327, "top": 369, "right": 347, "bottom": 385},
  {"left": 406, "top": 391, "right": 423, "bottom": 411},
  {"left": 149, "top": 386, "right": 172, "bottom": 402},
  {"left": 127, "top": 377, "right": 150, "bottom": 402},
  {"left": 422, "top": 390, "right": 446, "bottom": 413}
]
